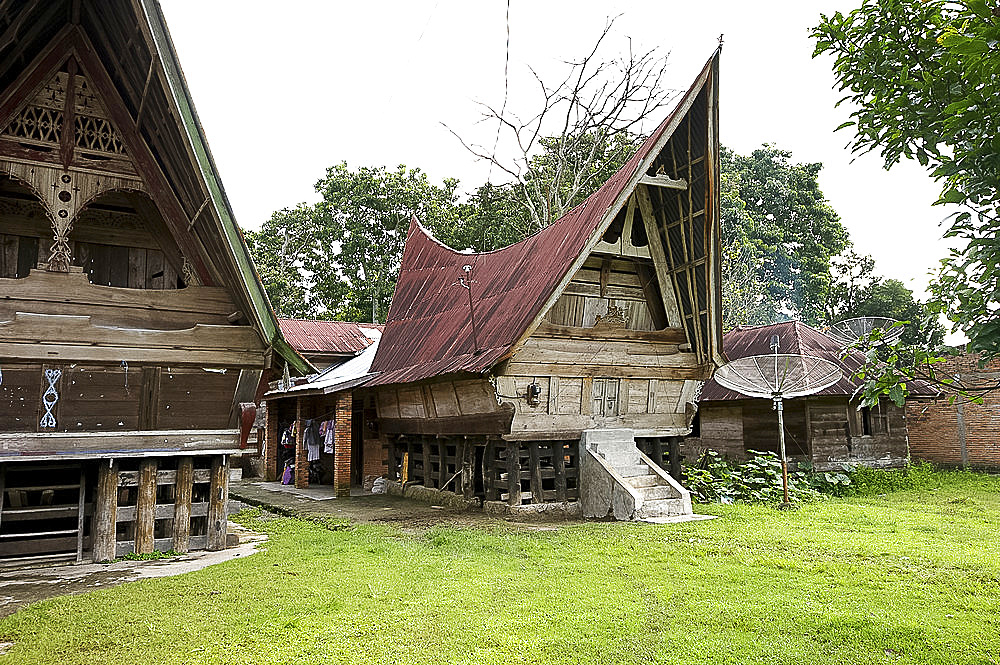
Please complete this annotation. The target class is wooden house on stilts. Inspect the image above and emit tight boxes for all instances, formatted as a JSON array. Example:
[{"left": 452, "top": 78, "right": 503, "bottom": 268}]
[
  {"left": 369, "top": 51, "right": 724, "bottom": 519},
  {"left": 0, "top": 0, "right": 310, "bottom": 562}
]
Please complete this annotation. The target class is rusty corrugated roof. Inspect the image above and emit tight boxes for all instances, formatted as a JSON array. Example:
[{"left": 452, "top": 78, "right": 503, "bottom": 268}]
[
  {"left": 700, "top": 321, "right": 935, "bottom": 401},
  {"left": 369, "top": 51, "right": 719, "bottom": 387},
  {"left": 278, "top": 319, "right": 383, "bottom": 356}
]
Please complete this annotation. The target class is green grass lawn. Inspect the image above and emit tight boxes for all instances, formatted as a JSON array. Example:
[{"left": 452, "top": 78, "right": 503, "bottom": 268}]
[{"left": 1, "top": 471, "right": 998, "bottom": 665}]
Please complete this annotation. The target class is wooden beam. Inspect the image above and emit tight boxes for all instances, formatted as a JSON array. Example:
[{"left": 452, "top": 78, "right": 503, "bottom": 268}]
[
  {"left": 637, "top": 185, "right": 683, "bottom": 328},
  {"left": 134, "top": 458, "right": 157, "bottom": 554},
  {"left": 206, "top": 454, "right": 228, "bottom": 551},
  {"left": 172, "top": 456, "right": 193, "bottom": 553},
  {"left": 92, "top": 458, "right": 118, "bottom": 562},
  {"left": 639, "top": 174, "right": 687, "bottom": 189},
  {"left": 75, "top": 465, "right": 86, "bottom": 562}
]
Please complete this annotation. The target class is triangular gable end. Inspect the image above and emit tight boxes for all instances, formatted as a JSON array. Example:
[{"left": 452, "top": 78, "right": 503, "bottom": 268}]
[{"left": 511, "top": 50, "right": 723, "bottom": 369}]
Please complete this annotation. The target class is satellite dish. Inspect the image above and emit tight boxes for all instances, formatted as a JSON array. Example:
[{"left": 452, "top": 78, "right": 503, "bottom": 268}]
[
  {"left": 713, "top": 350, "right": 843, "bottom": 507},
  {"left": 826, "top": 317, "right": 903, "bottom": 348},
  {"left": 714, "top": 354, "right": 844, "bottom": 400}
]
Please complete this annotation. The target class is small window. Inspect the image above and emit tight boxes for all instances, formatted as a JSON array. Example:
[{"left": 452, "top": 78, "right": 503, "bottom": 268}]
[
  {"left": 592, "top": 378, "right": 620, "bottom": 417},
  {"left": 861, "top": 406, "right": 872, "bottom": 436}
]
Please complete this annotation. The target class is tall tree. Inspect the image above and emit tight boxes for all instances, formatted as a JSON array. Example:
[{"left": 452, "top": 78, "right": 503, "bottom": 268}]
[
  {"left": 246, "top": 163, "right": 461, "bottom": 323},
  {"left": 813, "top": 0, "right": 1000, "bottom": 359},
  {"left": 721, "top": 146, "right": 850, "bottom": 326}
]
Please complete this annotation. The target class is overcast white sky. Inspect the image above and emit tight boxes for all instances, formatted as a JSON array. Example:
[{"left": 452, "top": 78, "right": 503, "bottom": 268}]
[{"left": 159, "top": 0, "right": 955, "bottom": 302}]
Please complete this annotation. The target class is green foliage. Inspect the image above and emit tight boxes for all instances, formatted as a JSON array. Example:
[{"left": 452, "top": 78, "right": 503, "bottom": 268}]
[
  {"left": 245, "top": 163, "right": 460, "bottom": 323},
  {"left": 813, "top": 0, "right": 1000, "bottom": 360},
  {"left": 686, "top": 450, "right": 821, "bottom": 505},
  {"left": 720, "top": 146, "right": 850, "bottom": 327}
]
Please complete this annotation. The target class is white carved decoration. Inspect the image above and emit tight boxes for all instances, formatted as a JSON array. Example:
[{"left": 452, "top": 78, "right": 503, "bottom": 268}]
[{"left": 39, "top": 368, "right": 62, "bottom": 428}]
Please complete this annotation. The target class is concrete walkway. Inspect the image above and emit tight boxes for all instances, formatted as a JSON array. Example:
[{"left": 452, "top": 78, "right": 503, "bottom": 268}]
[{"left": 0, "top": 522, "right": 266, "bottom": 618}]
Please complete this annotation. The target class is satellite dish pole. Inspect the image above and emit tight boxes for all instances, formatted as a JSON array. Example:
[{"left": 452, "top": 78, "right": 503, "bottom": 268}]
[
  {"left": 713, "top": 331, "right": 843, "bottom": 509},
  {"left": 769, "top": 334, "right": 790, "bottom": 505}
]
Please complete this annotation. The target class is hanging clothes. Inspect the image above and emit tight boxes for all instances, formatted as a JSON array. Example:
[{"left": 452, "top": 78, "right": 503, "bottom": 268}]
[
  {"left": 303, "top": 419, "right": 321, "bottom": 462},
  {"left": 323, "top": 420, "right": 335, "bottom": 454}
]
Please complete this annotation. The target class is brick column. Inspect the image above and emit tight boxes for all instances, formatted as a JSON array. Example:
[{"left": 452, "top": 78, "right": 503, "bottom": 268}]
[
  {"left": 333, "top": 391, "right": 353, "bottom": 497},
  {"left": 263, "top": 400, "right": 279, "bottom": 481},
  {"left": 294, "top": 397, "right": 308, "bottom": 488}
]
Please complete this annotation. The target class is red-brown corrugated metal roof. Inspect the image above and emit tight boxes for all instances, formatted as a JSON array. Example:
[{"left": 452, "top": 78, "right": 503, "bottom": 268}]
[
  {"left": 369, "top": 51, "right": 719, "bottom": 387},
  {"left": 700, "top": 321, "right": 935, "bottom": 400},
  {"left": 278, "top": 319, "right": 383, "bottom": 356}
]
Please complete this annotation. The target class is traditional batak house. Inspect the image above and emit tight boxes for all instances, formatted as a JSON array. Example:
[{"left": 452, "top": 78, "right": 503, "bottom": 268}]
[
  {"left": 367, "top": 51, "right": 724, "bottom": 519},
  {"left": 686, "top": 321, "right": 933, "bottom": 470},
  {"left": 0, "top": 0, "right": 310, "bottom": 562}
]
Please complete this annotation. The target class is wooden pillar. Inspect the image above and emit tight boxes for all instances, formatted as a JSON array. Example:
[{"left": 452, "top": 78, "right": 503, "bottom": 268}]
[
  {"left": 507, "top": 443, "right": 522, "bottom": 506},
  {"left": 461, "top": 438, "right": 475, "bottom": 500},
  {"left": 528, "top": 442, "right": 543, "bottom": 504},
  {"left": 438, "top": 437, "right": 448, "bottom": 490},
  {"left": 172, "top": 456, "right": 194, "bottom": 553},
  {"left": 421, "top": 438, "right": 432, "bottom": 488},
  {"left": 553, "top": 441, "right": 567, "bottom": 503},
  {"left": 134, "top": 459, "right": 157, "bottom": 555},
  {"left": 294, "top": 397, "right": 308, "bottom": 488},
  {"left": 75, "top": 467, "right": 86, "bottom": 562},
  {"left": 263, "top": 399, "right": 280, "bottom": 481},
  {"left": 207, "top": 455, "right": 229, "bottom": 551},
  {"left": 669, "top": 437, "right": 682, "bottom": 479},
  {"left": 93, "top": 459, "right": 119, "bottom": 562},
  {"left": 333, "top": 392, "right": 352, "bottom": 497}
]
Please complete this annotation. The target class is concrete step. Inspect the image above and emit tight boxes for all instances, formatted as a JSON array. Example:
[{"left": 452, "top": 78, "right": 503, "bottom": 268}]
[
  {"left": 636, "top": 497, "right": 689, "bottom": 519},
  {"left": 617, "top": 464, "right": 649, "bottom": 478},
  {"left": 627, "top": 473, "right": 659, "bottom": 488},
  {"left": 581, "top": 429, "right": 635, "bottom": 445},
  {"left": 600, "top": 452, "right": 641, "bottom": 467},
  {"left": 638, "top": 485, "right": 677, "bottom": 501}
]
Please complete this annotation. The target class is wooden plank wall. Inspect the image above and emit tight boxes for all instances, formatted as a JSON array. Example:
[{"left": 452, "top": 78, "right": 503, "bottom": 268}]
[{"left": 545, "top": 256, "right": 657, "bottom": 331}]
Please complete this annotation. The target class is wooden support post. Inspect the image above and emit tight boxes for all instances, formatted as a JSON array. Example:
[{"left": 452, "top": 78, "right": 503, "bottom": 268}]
[
  {"left": 386, "top": 437, "right": 397, "bottom": 480},
  {"left": 438, "top": 437, "right": 448, "bottom": 490},
  {"left": 93, "top": 459, "right": 119, "bottom": 562},
  {"left": 207, "top": 455, "right": 229, "bottom": 551},
  {"left": 76, "top": 466, "right": 86, "bottom": 562},
  {"left": 553, "top": 442, "right": 567, "bottom": 503},
  {"left": 461, "top": 438, "right": 475, "bottom": 500},
  {"left": 422, "top": 439, "right": 432, "bottom": 488},
  {"left": 172, "top": 456, "right": 194, "bottom": 553},
  {"left": 528, "top": 442, "right": 543, "bottom": 504},
  {"left": 0, "top": 464, "right": 6, "bottom": 535},
  {"left": 135, "top": 459, "right": 157, "bottom": 555},
  {"left": 669, "top": 437, "right": 682, "bottom": 479},
  {"left": 506, "top": 443, "right": 521, "bottom": 506}
]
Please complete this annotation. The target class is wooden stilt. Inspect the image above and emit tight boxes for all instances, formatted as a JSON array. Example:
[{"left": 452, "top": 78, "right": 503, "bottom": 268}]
[
  {"left": 669, "top": 437, "right": 682, "bottom": 479},
  {"left": 507, "top": 443, "right": 521, "bottom": 506},
  {"left": 207, "top": 455, "right": 229, "bottom": 551},
  {"left": 134, "top": 459, "right": 157, "bottom": 554},
  {"left": 461, "top": 438, "right": 475, "bottom": 500},
  {"left": 553, "top": 442, "right": 567, "bottom": 502},
  {"left": 438, "top": 437, "right": 448, "bottom": 490},
  {"left": 172, "top": 456, "right": 193, "bottom": 553},
  {"left": 92, "top": 459, "right": 119, "bottom": 562},
  {"left": 422, "top": 439, "right": 432, "bottom": 487},
  {"left": 75, "top": 466, "right": 86, "bottom": 562},
  {"left": 528, "top": 442, "right": 543, "bottom": 504}
]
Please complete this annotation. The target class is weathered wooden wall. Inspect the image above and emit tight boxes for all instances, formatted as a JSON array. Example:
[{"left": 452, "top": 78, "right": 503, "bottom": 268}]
[{"left": 684, "top": 396, "right": 909, "bottom": 470}]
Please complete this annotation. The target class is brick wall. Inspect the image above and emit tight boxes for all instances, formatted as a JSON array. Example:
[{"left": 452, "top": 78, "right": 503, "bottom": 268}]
[
  {"left": 333, "top": 392, "right": 352, "bottom": 497},
  {"left": 362, "top": 437, "right": 386, "bottom": 478},
  {"left": 294, "top": 397, "right": 308, "bottom": 488},
  {"left": 906, "top": 353, "right": 1000, "bottom": 470},
  {"left": 262, "top": 401, "right": 279, "bottom": 481}
]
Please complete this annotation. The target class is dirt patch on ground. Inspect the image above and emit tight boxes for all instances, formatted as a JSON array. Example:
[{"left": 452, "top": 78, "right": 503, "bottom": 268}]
[{"left": 230, "top": 480, "right": 581, "bottom": 532}]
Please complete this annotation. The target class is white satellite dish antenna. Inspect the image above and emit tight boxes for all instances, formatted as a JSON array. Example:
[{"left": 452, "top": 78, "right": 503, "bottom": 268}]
[
  {"left": 826, "top": 317, "right": 903, "bottom": 348},
  {"left": 713, "top": 333, "right": 843, "bottom": 506}
]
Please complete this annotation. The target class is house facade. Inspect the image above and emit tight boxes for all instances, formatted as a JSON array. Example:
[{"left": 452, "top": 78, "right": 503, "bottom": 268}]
[{"left": 0, "top": 0, "right": 308, "bottom": 562}]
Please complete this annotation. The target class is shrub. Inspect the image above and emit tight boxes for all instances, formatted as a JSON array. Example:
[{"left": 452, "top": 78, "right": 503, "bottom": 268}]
[{"left": 685, "top": 450, "right": 820, "bottom": 505}]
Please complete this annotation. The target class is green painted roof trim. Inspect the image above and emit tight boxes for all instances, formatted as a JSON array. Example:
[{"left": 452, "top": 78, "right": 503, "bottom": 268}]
[{"left": 138, "top": 1, "right": 312, "bottom": 375}]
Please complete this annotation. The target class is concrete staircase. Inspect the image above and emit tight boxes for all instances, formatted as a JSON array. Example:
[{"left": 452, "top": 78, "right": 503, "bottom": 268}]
[{"left": 580, "top": 429, "right": 692, "bottom": 520}]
